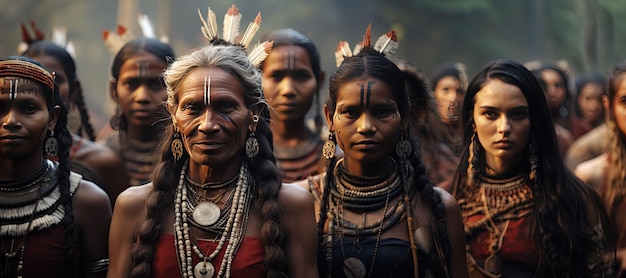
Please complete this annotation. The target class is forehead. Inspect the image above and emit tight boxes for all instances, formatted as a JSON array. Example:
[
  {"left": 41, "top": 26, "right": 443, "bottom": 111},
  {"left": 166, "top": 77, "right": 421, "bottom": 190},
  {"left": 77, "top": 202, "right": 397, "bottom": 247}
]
[
  {"left": 178, "top": 67, "right": 246, "bottom": 101},
  {"left": 336, "top": 78, "right": 395, "bottom": 104},
  {"left": 119, "top": 51, "right": 168, "bottom": 76},
  {"left": 0, "top": 77, "right": 46, "bottom": 100},
  {"left": 263, "top": 45, "right": 312, "bottom": 69},
  {"left": 31, "top": 55, "right": 65, "bottom": 76},
  {"left": 540, "top": 69, "right": 563, "bottom": 82},
  {"left": 474, "top": 79, "right": 527, "bottom": 107}
]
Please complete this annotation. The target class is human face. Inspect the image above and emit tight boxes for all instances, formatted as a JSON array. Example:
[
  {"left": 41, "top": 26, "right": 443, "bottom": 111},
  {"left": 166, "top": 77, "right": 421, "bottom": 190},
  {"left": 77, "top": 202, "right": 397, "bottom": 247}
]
[
  {"left": 540, "top": 69, "right": 567, "bottom": 110},
  {"left": 0, "top": 77, "right": 56, "bottom": 160},
  {"left": 434, "top": 76, "right": 464, "bottom": 124},
  {"left": 172, "top": 67, "right": 252, "bottom": 172},
  {"left": 262, "top": 45, "right": 318, "bottom": 123},
  {"left": 32, "top": 55, "right": 72, "bottom": 105},
  {"left": 327, "top": 77, "right": 401, "bottom": 174},
  {"left": 473, "top": 79, "right": 530, "bottom": 172},
  {"left": 577, "top": 82, "right": 604, "bottom": 125},
  {"left": 113, "top": 51, "right": 168, "bottom": 129},
  {"left": 612, "top": 76, "right": 626, "bottom": 137}
]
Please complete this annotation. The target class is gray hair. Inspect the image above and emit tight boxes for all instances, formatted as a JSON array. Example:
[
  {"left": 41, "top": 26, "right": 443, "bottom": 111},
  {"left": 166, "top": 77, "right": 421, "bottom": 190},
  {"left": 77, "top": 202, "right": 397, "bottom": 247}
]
[{"left": 164, "top": 45, "right": 264, "bottom": 113}]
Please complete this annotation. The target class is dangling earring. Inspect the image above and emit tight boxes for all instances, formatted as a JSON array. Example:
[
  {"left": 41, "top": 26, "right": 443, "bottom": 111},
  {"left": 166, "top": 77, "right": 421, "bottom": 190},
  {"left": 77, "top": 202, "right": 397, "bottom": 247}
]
[
  {"left": 171, "top": 130, "right": 183, "bottom": 162},
  {"left": 466, "top": 132, "right": 479, "bottom": 186},
  {"left": 529, "top": 135, "right": 538, "bottom": 182},
  {"left": 45, "top": 130, "right": 59, "bottom": 157},
  {"left": 246, "top": 115, "right": 260, "bottom": 159},
  {"left": 395, "top": 130, "right": 412, "bottom": 159},
  {"left": 322, "top": 131, "right": 336, "bottom": 160}
]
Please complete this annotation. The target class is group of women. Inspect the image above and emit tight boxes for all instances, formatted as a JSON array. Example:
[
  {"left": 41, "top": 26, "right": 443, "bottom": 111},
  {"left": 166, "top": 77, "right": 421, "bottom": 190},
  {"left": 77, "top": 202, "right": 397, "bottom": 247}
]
[{"left": 0, "top": 4, "right": 624, "bottom": 278}]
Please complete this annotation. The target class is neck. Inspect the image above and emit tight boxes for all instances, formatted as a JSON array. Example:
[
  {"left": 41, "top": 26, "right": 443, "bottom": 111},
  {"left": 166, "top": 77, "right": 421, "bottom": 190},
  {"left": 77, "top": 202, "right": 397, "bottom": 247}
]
[
  {"left": 0, "top": 156, "right": 46, "bottom": 180},
  {"left": 341, "top": 158, "right": 392, "bottom": 178},
  {"left": 126, "top": 124, "right": 163, "bottom": 142},
  {"left": 484, "top": 155, "right": 525, "bottom": 178},
  {"left": 270, "top": 118, "right": 312, "bottom": 146},
  {"left": 187, "top": 159, "right": 242, "bottom": 185}
]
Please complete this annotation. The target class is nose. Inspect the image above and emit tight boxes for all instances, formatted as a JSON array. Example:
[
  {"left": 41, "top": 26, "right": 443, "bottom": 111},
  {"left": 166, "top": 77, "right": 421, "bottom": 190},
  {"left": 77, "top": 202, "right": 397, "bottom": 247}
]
[
  {"left": 134, "top": 85, "right": 151, "bottom": 104},
  {"left": 356, "top": 113, "right": 376, "bottom": 135},
  {"left": 278, "top": 77, "right": 296, "bottom": 98},
  {"left": 198, "top": 108, "right": 220, "bottom": 134},
  {"left": 1, "top": 110, "right": 21, "bottom": 131},
  {"left": 497, "top": 115, "right": 511, "bottom": 135}
]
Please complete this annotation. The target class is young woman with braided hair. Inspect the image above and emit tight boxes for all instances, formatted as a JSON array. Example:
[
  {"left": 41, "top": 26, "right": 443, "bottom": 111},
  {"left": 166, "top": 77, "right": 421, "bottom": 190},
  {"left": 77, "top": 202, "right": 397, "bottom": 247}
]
[
  {"left": 304, "top": 26, "right": 467, "bottom": 277},
  {"left": 108, "top": 44, "right": 318, "bottom": 277},
  {"left": 575, "top": 60, "right": 626, "bottom": 276},
  {"left": 23, "top": 40, "right": 131, "bottom": 205},
  {"left": 0, "top": 56, "right": 111, "bottom": 277},
  {"left": 453, "top": 59, "right": 616, "bottom": 277}
]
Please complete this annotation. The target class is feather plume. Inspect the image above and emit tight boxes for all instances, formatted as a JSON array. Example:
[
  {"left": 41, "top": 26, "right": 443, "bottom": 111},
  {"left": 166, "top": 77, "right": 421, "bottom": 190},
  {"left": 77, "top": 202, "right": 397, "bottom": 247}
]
[
  {"left": 51, "top": 26, "right": 67, "bottom": 47},
  {"left": 137, "top": 13, "right": 156, "bottom": 38},
  {"left": 352, "top": 43, "right": 364, "bottom": 56},
  {"left": 374, "top": 30, "right": 399, "bottom": 56},
  {"left": 239, "top": 12, "right": 262, "bottom": 48},
  {"left": 65, "top": 41, "right": 76, "bottom": 58},
  {"left": 362, "top": 23, "right": 372, "bottom": 48},
  {"left": 102, "top": 29, "right": 125, "bottom": 54},
  {"left": 20, "top": 22, "right": 33, "bottom": 44},
  {"left": 17, "top": 42, "right": 28, "bottom": 55},
  {"left": 335, "top": 41, "right": 352, "bottom": 67},
  {"left": 117, "top": 25, "right": 135, "bottom": 42},
  {"left": 30, "top": 21, "right": 45, "bottom": 41},
  {"left": 248, "top": 41, "right": 273, "bottom": 67},
  {"left": 198, "top": 7, "right": 218, "bottom": 40},
  {"left": 223, "top": 4, "right": 242, "bottom": 43}
]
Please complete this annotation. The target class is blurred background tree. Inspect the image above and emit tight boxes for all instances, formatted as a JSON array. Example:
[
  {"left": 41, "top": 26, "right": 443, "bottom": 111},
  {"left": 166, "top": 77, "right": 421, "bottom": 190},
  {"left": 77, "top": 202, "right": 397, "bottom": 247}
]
[{"left": 1, "top": 0, "right": 624, "bottom": 131}]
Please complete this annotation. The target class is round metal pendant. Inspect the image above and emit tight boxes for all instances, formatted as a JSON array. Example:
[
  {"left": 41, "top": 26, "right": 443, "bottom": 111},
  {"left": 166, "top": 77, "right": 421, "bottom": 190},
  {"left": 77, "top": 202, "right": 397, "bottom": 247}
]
[
  {"left": 484, "top": 254, "right": 502, "bottom": 275},
  {"left": 194, "top": 261, "right": 215, "bottom": 278},
  {"left": 343, "top": 257, "right": 366, "bottom": 278},
  {"left": 193, "top": 202, "right": 221, "bottom": 226}
]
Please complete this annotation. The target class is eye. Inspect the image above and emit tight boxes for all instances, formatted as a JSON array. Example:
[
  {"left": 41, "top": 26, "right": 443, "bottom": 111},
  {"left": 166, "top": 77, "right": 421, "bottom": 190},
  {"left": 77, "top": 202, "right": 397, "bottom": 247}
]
[
  {"left": 483, "top": 111, "right": 498, "bottom": 120},
  {"left": 213, "top": 100, "right": 237, "bottom": 113},
  {"left": 146, "top": 78, "right": 165, "bottom": 91},
  {"left": 123, "top": 79, "right": 140, "bottom": 90},
  {"left": 182, "top": 102, "right": 202, "bottom": 113},
  {"left": 374, "top": 108, "right": 395, "bottom": 118},
  {"left": 510, "top": 110, "right": 529, "bottom": 120},
  {"left": 340, "top": 108, "right": 359, "bottom": 119}
]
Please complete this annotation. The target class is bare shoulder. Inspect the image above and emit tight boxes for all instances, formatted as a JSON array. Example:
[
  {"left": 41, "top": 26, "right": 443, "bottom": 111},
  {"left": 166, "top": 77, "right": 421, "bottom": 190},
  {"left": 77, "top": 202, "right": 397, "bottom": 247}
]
[
  {"left": 73, "top": 179, "right": 111, "bottom": 212},
  {"left": 278, "top": 183, "right": 315, "bottom": 209},
  {"left": 574, "top": 153, "right": 608, "bottom": 189},
  {"left": 74, "top": 138, "right": 125, "bottom": 168},
  {"left": 433, "top": 186, "right": 459, "bottom": 209},
  {"left": 114, "top": 183, "right": 153, "bottom": 212}
]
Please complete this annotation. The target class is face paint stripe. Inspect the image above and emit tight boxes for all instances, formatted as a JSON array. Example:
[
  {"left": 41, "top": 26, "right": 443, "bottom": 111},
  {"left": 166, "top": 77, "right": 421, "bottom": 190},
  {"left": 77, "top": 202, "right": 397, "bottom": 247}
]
[
  {"left": 359, "top": 82, "right": 365, "bottom": 108},
  {"left": 365, "top": 80, "right": 375, "bottom": 108},
  {"left": 204, "top": 76, "right": 211, "bottom": 106}
]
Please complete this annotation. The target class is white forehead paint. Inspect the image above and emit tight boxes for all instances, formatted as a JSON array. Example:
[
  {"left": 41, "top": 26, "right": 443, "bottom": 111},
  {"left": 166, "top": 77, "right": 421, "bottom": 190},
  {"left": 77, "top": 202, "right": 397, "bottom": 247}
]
[
  {"left": 9, "top": 79, "right": 18, "bottom": 100},
  {"left": 203, "top": 76, "right": 211, "bottom": 106}
]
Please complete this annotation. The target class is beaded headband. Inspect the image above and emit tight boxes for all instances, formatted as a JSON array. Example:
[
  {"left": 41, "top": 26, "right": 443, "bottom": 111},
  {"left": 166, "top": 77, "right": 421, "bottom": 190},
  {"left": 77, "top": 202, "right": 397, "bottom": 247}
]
[
  {"left": 334, "top": 23, "right": 399, "bottom": 67},
  {"left": 0, "top": 60, "right": 55, "bottom": 91},
  {"left": 197, "top": 4, "right": 273, "bottom": 67}
]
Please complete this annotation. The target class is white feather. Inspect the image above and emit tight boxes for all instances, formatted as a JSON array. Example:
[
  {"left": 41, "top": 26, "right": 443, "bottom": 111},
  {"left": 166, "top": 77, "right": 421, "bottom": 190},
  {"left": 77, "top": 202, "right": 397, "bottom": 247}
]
[
  {"left": 51, "top": 26, "right": 66, "bottom": 47},
  {"left": 223, "top": 5, "right": 242, "bottom": 43},
  {"left": 335, "top": 41, "right": 351, "bottom": 67},
  {"left": 374, "top": 31, "right": 399, "bottom": 56},
  {"left": 239, "top": 12, "right": 262, "bottom": 48},
  {"left": 248, "top": 41, "right": 273, "bottom": 67},
  {"left": 137, "top": 13, "right": 156, "bottom": 38}
]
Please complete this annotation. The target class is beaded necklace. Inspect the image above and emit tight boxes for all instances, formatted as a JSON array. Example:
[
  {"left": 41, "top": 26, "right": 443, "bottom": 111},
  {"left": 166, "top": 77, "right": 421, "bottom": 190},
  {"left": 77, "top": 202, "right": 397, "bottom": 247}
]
[
  {"left": 462, "top": 173, "right": 534, "bottom": 277},
  {"left": 174, "top": 161, "right": 254, "bottom": 278}
]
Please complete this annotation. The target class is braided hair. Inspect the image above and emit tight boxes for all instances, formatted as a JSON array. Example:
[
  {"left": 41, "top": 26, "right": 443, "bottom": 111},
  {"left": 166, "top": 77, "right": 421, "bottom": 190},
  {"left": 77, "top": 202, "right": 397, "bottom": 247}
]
[
  {"left": 318, "top": 48, "right": 452, "bottom": 275},
  {"left": 3, "top": 56, "right": 78, "bottom": 274},
  {"left": 128, "top": 45, "right": 288, "bottom": 277}
]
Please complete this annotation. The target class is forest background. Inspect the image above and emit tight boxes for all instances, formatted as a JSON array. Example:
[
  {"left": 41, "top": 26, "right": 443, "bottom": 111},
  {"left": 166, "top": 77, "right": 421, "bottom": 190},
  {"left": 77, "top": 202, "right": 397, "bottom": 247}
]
[{"left": 1, "top": 0, "right": 625, "bottom": 131}]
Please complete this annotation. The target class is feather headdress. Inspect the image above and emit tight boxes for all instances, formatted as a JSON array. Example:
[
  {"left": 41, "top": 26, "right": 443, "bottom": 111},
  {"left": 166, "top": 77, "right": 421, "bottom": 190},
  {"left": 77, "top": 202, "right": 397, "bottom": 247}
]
[
  {"left": 197, "top": 4, "right": 272, "bottom": 67},
  {"left": 334, "top": 23, "right": 399, "bottom": 67},
  {"left": 103, "top": 12, "right": 169, "bottom": 55},
  {"left": 18, "top": 21, "right": 76, "bottom": 58}
]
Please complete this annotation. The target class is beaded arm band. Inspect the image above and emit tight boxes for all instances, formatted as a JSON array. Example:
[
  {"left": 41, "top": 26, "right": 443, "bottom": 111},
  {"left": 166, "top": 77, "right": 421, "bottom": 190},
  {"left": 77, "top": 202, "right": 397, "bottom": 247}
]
[{"left": 0, "top": 60, "right": 54, "bottom": 91}]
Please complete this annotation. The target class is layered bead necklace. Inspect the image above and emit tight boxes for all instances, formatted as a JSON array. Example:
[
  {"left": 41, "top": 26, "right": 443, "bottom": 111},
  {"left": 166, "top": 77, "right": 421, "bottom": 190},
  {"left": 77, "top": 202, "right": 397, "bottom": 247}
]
[
  {"left": 461, "top": 173, "right": 534, "bottom": 277},
  {"left": 324, "top": 158, "right": 405, "bottom": 278},
  {"left": 174, "top": 161, "right": 254, "bottom": 278}
]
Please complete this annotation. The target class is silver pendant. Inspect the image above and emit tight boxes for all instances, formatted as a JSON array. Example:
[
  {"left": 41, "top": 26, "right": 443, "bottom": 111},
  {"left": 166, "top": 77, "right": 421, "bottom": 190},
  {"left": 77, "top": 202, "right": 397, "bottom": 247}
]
[
  {"left": 343, "top": 257, "right": 366, "bottom": 278},
  {"left": 193, "top": 202, "right": 221, "bottom": 226},
  {"left": 194, "top": 261, "right": 215, "bottom": 278}
]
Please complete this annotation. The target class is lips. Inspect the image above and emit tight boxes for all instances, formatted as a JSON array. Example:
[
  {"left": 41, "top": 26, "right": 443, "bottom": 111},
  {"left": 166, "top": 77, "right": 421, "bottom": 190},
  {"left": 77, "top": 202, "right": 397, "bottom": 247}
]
[
  {"left": 0, "top": 135, "right": 26, "bottom": 144},
  {"left": 131, "top": 109, "right": 155, "bottom": 117},
  {"left": 353, "top": 140, "right": 380, "bottom": 150},
  {"left": 193, "top": 141, "right": 225, "bottom": 152}
]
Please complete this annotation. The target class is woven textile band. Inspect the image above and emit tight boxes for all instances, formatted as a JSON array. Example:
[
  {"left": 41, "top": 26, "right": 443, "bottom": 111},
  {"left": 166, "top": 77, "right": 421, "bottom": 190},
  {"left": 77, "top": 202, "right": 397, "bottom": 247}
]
[{"left": 0, "top": 59, "right": 55, "bottom": 91}]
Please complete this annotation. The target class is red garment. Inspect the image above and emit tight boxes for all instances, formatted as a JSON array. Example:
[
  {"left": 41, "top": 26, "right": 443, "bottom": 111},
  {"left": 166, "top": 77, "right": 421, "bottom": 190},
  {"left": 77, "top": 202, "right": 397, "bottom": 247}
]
[
  {"left": 152, "top": 234, "right": 266, "bottom": 277},
  {"left": 1, "top": 225, "right": 81, "bottom": 278},
  {"left": 466, "top": 214, "right": 540, "bottom": 275}
]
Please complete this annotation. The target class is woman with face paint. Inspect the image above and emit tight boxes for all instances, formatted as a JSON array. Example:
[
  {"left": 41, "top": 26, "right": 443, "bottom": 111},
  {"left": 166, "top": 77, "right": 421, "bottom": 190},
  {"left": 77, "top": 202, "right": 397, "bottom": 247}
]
[
  {"left": 259, "top": 28, "right": 329, "bottom": 183},
  {"left": 23, "top": 40, "right": 130, "bottom": 205},
  {"left": 314, "top": 27, "right": 468, "bottom": 278},
  {"left": 575, "top": 61, "right": 626, "bottom": 276},
  {"left": 452, "top": 59, "right": 616, "bottom": 277},
  {"left": 0, "top": 56, "right": 112, "bottom": 277},
  {"left": 97, "top": 38, "right": 175, "bottom": 187},
  {"left": 107, "top": 37, "right": 318, "bottom": 277}
]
